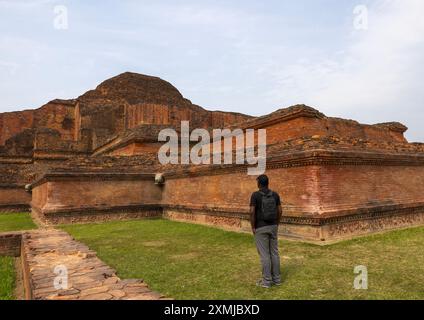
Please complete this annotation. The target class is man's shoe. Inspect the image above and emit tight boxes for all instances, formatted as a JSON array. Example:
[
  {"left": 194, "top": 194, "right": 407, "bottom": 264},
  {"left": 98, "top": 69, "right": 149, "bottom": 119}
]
[{"left": 256, "top": 280, "right": 272, "bottom": 288}]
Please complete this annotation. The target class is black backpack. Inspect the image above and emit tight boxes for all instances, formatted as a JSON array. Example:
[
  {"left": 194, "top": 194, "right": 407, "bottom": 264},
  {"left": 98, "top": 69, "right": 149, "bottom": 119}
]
[{"left": 260, "top": 190, "right": 277, "bottom": 222}]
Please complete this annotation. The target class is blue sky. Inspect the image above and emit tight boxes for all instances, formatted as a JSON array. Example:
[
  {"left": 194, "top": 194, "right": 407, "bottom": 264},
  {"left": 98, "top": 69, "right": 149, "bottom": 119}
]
[{"left": 1, "top": 0, "right": 423, "bottom": 141}]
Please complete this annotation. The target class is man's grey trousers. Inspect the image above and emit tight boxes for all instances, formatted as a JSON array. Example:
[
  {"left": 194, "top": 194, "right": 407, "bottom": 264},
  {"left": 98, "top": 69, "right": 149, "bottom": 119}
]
[{"left": 254, "top": 225, "right": 281, "bottom": 285}]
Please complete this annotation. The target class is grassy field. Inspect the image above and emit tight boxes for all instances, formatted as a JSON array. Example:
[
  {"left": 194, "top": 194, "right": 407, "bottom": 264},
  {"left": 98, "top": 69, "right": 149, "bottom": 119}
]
[
  {"left": 62, "top": 219, "right": 424, "bottom": 300},
  {"left": 0, "top": 212, "right": 36, "bottom": 233},
  {"left": 0, "top": 257, "right": 15, "bottom": 300}
]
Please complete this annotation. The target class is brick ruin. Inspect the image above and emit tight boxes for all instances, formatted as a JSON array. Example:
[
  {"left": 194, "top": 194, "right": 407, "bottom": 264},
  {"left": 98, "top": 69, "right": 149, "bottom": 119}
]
[{"left": 1, "top": 72, "right": 424, "bottom": 243}]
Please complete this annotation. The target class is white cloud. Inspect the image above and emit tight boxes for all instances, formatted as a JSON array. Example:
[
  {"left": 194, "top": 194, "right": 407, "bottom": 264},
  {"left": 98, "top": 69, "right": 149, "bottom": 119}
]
[
  {"left": 0, "top": 0, "right": 56, "bottom": 9},
  {"left": 261, "top": 0, "right": 424, "bottom": 141},
  {"left": 0, "top": 0, "right": 423, "bottom": 141}
]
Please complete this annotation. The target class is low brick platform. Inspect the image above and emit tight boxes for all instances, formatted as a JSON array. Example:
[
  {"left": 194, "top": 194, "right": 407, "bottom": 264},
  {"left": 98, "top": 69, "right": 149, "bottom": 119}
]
[{"left": 22, "top": 229, "right": 167, "bottom": 300}]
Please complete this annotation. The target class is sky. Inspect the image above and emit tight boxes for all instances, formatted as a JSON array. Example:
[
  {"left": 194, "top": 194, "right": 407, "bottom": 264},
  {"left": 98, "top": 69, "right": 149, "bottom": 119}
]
[{"left": 0, "top": 0, "right": 423, "bottom": 141}]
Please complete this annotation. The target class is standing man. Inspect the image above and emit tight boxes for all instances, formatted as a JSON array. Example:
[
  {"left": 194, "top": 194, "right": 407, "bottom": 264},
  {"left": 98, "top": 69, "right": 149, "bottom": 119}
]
[{"left": 250, "top": 174, "right": 282, "bottom": 288}]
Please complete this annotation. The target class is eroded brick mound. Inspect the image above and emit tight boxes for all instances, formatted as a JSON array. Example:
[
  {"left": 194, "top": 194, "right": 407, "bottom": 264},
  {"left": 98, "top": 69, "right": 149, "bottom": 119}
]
[
  {"left": 80, "top": 72, "right": 191, "bottom": 106},
  {"left": 78, "top": 72, "right": 252, "bottom": 148},
  {"left": 0, "top": 72, "right": 253, "bottom": 186},
  {"left": 0, "top": 100, "right": 77, "bottom": 147},
  {"left": 1, "top": 72, "right": 422, "bottom": 191},
  {"left": 0, "top": 72, "right": 252, "bottom": 153}
]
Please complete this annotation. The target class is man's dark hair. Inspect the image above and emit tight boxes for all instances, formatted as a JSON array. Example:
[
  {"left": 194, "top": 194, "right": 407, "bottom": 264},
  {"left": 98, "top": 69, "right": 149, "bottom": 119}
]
[{"left": 256, "top": 174, "right": 269, "bottom": 188}]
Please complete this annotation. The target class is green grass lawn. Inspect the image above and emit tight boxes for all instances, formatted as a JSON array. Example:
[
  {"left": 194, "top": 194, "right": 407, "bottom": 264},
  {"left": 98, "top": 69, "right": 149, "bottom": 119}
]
[
  {"left": 0, "top": 213, "right": 36, "bottom": 233},
  {"left": 0, "top": 212, "right": 33, "bottom": 300},
  {"left": 0, "top": 257, "right": 15, "bottom": 300},
  {"left": 62, "top": 219, "right": 424, "bottom": 300}
]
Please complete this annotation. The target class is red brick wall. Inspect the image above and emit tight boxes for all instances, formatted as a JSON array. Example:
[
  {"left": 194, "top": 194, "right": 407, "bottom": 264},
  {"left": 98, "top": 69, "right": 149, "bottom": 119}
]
[
  {"left": 261, "top": 117, "right": 407, "bottom": 145},
  {"left": 31, "top": 183, "right": 48, "bottom": 211},
  {"left": 30, "top": 162, "right": 424, "bottom": 221},
  {"left": 34, "top": 102, "right": 76, "bottom": 141},
  {"left": 162, "top": 166, "right": 321, "bottom": 217},
  {"left": 0, "top": 101, "right": 76, "bottom": 146},
  {"left": 126, "top": 104, "right": 170, "bottom": 128},
  {"left": 109, "top": 142, "right": 161, "bottom": 156},
  {"left": 162, "top": 164, "right": 424, "bottom": 218},
  {"left": 32, "top": 179, "right": 162, "bottom": 214},
  {"left": 0, "top": 186, "right": 31, "bottom": 210},
  {"left": 126, "top": 104, "right": 252, "bottom": 131},
  {"left": 316, "top": 165, "right": 424, "bottom": 216},
  {"left": 0, "top": 111, "right": 34, "bottom": 145},
  {"left": 0, "top": 232, "right": 22, "bottom": 257}
]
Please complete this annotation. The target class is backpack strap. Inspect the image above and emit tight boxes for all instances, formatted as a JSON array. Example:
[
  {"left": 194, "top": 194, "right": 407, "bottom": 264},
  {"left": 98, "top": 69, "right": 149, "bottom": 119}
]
[{"left": 259, "top": 190, "right": 272, "bottom": 197}]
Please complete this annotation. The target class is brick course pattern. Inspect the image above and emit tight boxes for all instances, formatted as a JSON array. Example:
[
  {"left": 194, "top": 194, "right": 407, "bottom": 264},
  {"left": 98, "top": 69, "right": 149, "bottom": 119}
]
[
  {"left": 0, "top": 232, "right": 22, "bottom": 256},
  {"left": 1, "top": 72, "right": 424, "bottom": 242}
]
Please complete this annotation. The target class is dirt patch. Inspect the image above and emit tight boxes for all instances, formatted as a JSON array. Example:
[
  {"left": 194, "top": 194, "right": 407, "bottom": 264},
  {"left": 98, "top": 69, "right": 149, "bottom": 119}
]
[
  {"left": 142, "top": 241, "right": 166, "bottom": 247},
  {"left": 282, "top": 255, "right": 304, "bottom": 260},
  {"left": 170, "top": 252, "right": 199, "bottom": 261}
]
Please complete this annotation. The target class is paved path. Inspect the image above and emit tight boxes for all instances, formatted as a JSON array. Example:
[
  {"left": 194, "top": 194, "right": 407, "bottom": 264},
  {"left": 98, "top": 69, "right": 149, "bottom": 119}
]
[{"left": 23, "top": 228, "right": 168, "bottom": 300}]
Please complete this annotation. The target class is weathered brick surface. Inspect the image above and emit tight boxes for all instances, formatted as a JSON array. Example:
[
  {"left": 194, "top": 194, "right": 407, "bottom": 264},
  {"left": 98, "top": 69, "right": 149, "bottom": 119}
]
[
  {"left": 0, "top": 185, "right": 31, "bottom": 212},
  {"left": 0, "top": 110, "right": 34, "bottom": 146},
  {"left": 0, "top": 72, "right": 252, "bottom": 193},
  {"left": 1, "top": 72, "right": 424, "bottom": 242},
  {"left": 31, "top": 172, "right": 162, "bottom": 215},
  {"left": 240, "top": 105, "right": 407, "bottom": 144},
  {"left": 0, "top": 100, "right": 77, "bottom": 147},
  {"left": 37, "top": 209, "right": 162, "bottom": 225},
  {"left": 0, "top": 232, "right": 22, "bottom": 257}
]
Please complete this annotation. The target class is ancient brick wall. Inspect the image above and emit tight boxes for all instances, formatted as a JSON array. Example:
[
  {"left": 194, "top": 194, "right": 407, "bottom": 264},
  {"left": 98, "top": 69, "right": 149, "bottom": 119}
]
[
  {"left": 0, "top": 110, "right": 34, "bottom": 145},
  {"left": 315, "top": 165, "right": 424, "bottom": 216},
  {"left": 0, "top": 232, "right": 22, "bottom": 257},
  {"left": 31, "top": 173, "right": 162, "bottom": 215},
  {"left": 109, "top": 142, "right": 161, "bottom": 156},
  {"left": 126, "top": 103, "right": 171, "bottom": 128},
  {"left": 0, "top": 161, "right": 34, "bottom": 184},
  {"left": 0, "top": 185, "right": 31, "bottom": 211},
  {"left": 162, "top": 156, "right": 424, "bottom": 218},
  {"left": 252, "top": 115, "right": 407, "bottom": 146},
  {"left": 0, "top": 100, "right": 77, "bottom": 147},
  {"left": 31, "top": 182, "right": 48, "bottom": 212},
  {"left": 27, "top": 149, "right": 424, "bottom": 241},
  {"left": 33, "top": 100, "right": 77, "bottom": 141},
  {"left": 161, "top": 166, "right": 320, "bottom": 217},
  {"left": 2, "top": 72, "right": 424, "bottom": 242},
  {"left": 33, "top": 128, "right": 91, "bottom": 156}
]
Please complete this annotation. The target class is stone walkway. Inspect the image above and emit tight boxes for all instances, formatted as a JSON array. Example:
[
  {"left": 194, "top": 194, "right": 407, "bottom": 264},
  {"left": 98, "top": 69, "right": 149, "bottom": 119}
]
[{"left": 23, "top": 228, "right": 168, "bottom": 300}]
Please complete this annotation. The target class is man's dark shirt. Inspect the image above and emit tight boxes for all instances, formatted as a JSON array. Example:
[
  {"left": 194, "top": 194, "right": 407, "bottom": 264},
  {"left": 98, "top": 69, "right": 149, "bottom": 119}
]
[{"left": 250, "top": 188, "right": 281, "bottom": 229}]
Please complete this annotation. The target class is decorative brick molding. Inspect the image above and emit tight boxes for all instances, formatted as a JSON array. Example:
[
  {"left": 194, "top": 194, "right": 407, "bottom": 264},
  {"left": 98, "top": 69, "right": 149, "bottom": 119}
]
[
  {"left": 323, "top": 210, "right": 424, "bottom": 241},
  {"left": 164, "top": 149, "right": 424, "bottom": 180},
  {"left": 44, "top": 210, "right": 162, "bottom": 225},
  {"left": 163, "top": 204, "right": 424, "bottom": 242},
  {"left": 0, "top": 156, "right": 33, "bottom": 164},
  {"left": 32, "top": 204, "right": 162, "bottom": 225},
  {"left": 0, "top": 204, "right": 30, "bottom": 213},
  {"left": 30, "top": 171, "right": 156, "bottom": 188}
]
